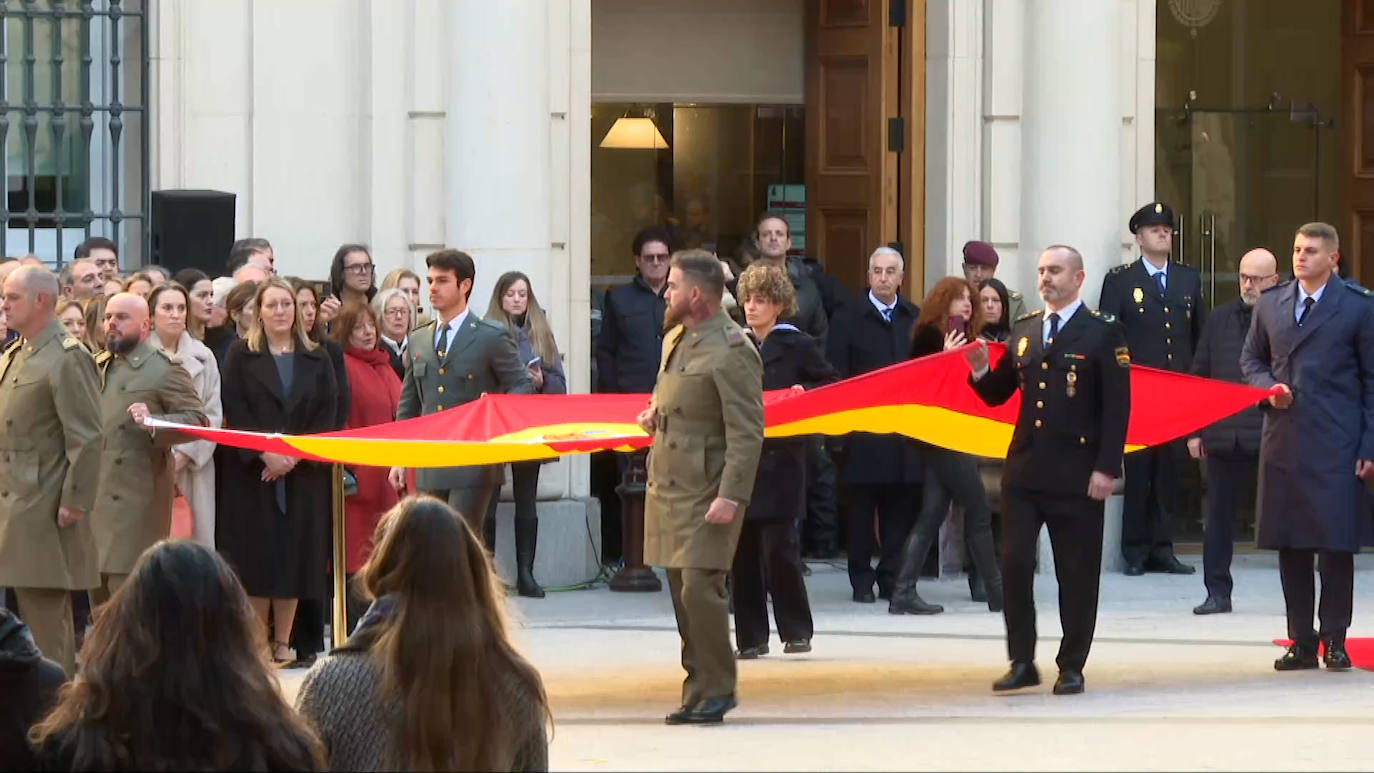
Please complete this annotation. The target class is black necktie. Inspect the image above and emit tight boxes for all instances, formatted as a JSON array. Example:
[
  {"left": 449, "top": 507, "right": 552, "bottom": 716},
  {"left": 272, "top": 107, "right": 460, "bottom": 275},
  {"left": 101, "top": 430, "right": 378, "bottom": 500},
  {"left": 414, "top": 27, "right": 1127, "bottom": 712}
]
[
  {"left": 1298, "top": 296, "right": 1315, "bottom": 327},
  {"left": 1047, "top": 313, "right": 1060, "bottom": 346},
  {"left": 1154, "top": 272, "right": 1166, "bottom": 295},
  {"left": 436, "top": 322, "right": 450, "bottom": 358}
]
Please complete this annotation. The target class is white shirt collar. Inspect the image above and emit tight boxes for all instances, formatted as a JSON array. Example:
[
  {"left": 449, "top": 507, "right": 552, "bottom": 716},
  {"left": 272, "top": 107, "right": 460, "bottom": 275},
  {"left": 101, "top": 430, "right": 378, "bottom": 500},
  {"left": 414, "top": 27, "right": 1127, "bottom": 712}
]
[
  {"left": 1298, "top": 280, "right": 1328, "bottom": 304},
  {"left": 434, "top": 307, "right": 470, "bottom": 348},
  {"left": 1042, "top": 299, "right": 1084, "bottom": 337},
  {"left": 381, "top": 335, "right": 406, "bottom": 354},
  {"left": 1140, "top": 257, "right": 1168, "bottom": 277},
  {"left": 868, "top": 290, "right": 897, "bottom": 316}
]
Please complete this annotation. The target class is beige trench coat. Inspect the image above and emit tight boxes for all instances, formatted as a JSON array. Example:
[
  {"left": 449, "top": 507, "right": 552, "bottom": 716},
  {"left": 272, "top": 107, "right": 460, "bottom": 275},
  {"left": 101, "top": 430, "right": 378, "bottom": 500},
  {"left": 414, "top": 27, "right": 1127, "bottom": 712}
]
[
  {"left": 0, "top": 321, "right": 102, "bottom": 589},
  {"left": 643, "top": 310, "right": 764, "bottom": 570},
  {"left": 164, "top": 330, "right": 222, "bottom": 548},
  {"left": 92, "top": 337, "right": 208, "bottom": 574}
]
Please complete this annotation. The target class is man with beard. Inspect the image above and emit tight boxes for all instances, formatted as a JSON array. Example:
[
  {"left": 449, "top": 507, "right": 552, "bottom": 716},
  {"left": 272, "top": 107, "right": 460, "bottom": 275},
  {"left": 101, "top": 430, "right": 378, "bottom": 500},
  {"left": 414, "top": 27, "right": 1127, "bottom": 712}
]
[
  {"left": 1185, "top": 249, "right": 1280, "bottom": 615},
  {"left": 964, "top": 245, "right": 1130, "bottom": 695},
  {"left": 90, "top": 293, "right": 207, "bottom": 602},
  {"left": 638, "top": 250, "right": 764, "bottom": 725},
  {"left": 0, "top": 266, "right": 102, "bottom": 674}
]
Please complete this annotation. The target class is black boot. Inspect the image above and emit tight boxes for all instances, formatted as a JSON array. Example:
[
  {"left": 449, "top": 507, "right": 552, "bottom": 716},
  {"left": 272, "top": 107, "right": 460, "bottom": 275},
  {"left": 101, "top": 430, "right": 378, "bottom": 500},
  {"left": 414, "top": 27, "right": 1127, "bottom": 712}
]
[
  {"left": 514, "top": 517, "right": 545, "bottom": 598},
  {"left": 965, "top": 516, "right": 1004, "bottom": 613},
  {"left": 482, "top": 509, "right": 497, "bottom": 552},
  {"left": 888, "top": 528, "right": 943, "bottom": 615},
  {"left": 968, "top": 566, "right": 987, "bottom": 602}
]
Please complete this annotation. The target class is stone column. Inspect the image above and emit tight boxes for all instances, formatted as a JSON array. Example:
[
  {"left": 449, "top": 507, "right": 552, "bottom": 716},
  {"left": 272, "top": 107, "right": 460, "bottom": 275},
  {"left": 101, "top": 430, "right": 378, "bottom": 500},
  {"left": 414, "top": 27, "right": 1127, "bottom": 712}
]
[
  {"left": 1018, "top": 0, "right": 1122, "bottom": 306},
  {"left": 1019, "top": 0, "right": 1126, "bottom": 571},
  {"left": 445, "top": 1, "right": 600, "bottom": 588}
]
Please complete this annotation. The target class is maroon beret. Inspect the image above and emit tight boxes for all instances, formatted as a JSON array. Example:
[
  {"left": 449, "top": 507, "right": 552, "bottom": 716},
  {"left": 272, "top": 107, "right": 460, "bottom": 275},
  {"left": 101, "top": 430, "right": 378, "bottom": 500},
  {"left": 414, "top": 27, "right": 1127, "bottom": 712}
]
[{"left": 962, "top": 240, "right": 999, "bottom": 267}]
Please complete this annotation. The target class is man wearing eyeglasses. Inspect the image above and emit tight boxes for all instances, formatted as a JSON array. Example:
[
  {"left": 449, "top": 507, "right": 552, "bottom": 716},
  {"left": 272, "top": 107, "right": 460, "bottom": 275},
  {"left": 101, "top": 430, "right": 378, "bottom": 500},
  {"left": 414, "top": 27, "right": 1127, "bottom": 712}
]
[
  {"left": 74, "top": 237, "right": 120, "bottom": 282},
  {"left": 1185, "top": 248, "right": 1279, "bottom": 615}
]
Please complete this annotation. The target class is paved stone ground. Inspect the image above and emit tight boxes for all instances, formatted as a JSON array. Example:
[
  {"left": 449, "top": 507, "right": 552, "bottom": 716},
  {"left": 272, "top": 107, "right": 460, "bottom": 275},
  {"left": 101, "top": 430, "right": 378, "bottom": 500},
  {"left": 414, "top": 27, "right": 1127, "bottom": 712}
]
[{"left": 279, "top": 552, "right": 1374, "bottom": 771}]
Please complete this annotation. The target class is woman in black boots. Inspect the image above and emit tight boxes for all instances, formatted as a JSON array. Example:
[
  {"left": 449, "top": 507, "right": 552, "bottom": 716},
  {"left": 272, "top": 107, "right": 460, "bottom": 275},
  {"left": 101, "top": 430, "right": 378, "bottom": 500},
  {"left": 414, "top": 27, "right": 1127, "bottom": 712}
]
[{"left": 889, "top": 277, "right": 1004, "bottom": 615}]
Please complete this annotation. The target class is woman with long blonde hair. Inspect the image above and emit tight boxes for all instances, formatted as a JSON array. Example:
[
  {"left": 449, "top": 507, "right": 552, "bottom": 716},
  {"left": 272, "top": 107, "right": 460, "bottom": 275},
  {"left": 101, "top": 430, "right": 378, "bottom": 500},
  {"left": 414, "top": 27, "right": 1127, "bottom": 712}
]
[
  {"left": 296, "top": 496, "right": 550, "bottom": 771},
  {"left": 481, "top": 271, "right": 566, "bottom": 597}
]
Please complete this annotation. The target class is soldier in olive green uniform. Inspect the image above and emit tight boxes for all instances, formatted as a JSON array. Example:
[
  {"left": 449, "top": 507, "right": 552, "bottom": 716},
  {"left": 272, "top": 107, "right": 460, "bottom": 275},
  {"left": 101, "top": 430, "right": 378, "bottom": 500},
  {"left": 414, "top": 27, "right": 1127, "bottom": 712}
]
[
  {"left": 391, "top": 250, "right": 532, "bottom": 533},
  {"left": 91, "top": 294, "right": 207, "bottom": 602},
  {"left": 640, "top": 251, "right": 764, "bottom": 725},
  {"left": 0, "top": 266, "right": 102, "bottom": 675}
]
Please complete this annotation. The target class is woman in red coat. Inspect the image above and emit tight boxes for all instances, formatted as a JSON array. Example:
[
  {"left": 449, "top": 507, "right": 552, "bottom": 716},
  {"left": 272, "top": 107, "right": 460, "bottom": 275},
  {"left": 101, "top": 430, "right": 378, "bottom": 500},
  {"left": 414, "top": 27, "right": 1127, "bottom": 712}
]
[{"left": 331, "top": 302, "right": 401, "bottom": 631}]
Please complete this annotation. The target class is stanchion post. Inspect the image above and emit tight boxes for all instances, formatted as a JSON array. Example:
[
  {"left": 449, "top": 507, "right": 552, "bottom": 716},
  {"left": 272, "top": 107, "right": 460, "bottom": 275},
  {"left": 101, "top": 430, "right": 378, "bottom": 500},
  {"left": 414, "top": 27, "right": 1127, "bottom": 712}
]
[
  {"left": 608, "top": 450, "right": 661, "bottom": 592},
  {"left": 331, "top": 463, "right": 347, "bottom": 648}
]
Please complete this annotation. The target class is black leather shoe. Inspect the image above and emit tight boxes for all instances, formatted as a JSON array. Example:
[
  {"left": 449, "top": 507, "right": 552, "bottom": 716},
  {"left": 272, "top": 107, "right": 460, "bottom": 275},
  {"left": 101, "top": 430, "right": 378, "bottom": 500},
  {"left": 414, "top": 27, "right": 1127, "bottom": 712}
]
[
  {"left": 1148, "top": 555, "right": 1196, "bottom": 575},
  {"left": 1323, "top": 640, "right": 1352, "bottom": 671},
  {"left": 1274, "top": 644, "right": 1320, "bottom": 671},
  {"left": 1124, "top": 562, "right": 1145, "bottom": 576},
  {"left": 1192, "top": 596, "right": 1232, "bottom": 615},
  {"left": 665, "top": 695, "right": 737, "bottom": 725},
  {"left": 1053, "top": 669, "right": 1085, "bottom": 695},
  {"left": 888, "top": 592, "right": 944, "bottom": 615},
  {"left": 735, "top": 644, "right": 768, "bottom": 659},
  {"left": 852, "top": 589, "right": 876, "bottom": 603},
  {"left": 783, "top": 639, "right": 811, "bottom": 654},
  {"left": 992, "top": 662, "right": 1041, "bottom": 691}
]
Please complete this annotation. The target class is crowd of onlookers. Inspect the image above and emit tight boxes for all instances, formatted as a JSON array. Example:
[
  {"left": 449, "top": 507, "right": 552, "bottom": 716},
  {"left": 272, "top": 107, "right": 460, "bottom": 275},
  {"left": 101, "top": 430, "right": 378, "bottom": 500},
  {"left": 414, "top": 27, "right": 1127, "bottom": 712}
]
[{"left": 1, "top": 236, "right": 565, "bottom": 770}]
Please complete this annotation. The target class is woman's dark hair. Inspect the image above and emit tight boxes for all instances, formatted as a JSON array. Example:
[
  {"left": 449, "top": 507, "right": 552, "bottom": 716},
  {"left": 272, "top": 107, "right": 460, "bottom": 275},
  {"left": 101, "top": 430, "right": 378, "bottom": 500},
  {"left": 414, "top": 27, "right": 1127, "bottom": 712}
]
[
  {"left": 915, "top": 276, "right": 985, "bottom": 337},
  {"left": 359, "top": 496, "right": 550, "bottom": 771},
  {"left": 978, "top": 277, "right": 1013, "bottom": 340},
  {"left": 171, "top": 267, "right": 209, "bottom": 293},
  {"left": 329, "top": 243, "right": 377, "bottom": 303},
  {"left": 29, "top": 540, "right": 325, "bottom": 771}
]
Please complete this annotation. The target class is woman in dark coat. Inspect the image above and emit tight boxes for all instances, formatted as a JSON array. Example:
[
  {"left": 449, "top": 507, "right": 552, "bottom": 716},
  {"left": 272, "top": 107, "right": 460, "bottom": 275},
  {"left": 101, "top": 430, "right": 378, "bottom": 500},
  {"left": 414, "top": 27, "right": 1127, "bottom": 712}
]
[
  {"left": 730, "top": 264, "right": 838, "bottom": 658},
  {"left": 889, "top": 276, "right": 1004, "bottom": 616},
  {"left": 978, "top": 278, "right": 1014, "bottom": 343},
  {"left": 217, "top": 277, "right": 339, "bottom": 666}
]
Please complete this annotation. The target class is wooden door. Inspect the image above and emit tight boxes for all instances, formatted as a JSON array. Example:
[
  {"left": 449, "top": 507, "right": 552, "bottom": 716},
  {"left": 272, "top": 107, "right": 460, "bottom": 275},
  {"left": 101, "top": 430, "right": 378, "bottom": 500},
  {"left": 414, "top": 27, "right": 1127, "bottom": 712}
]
[
  {"left": 805, "top": 0, "right": 899, "bottom": 295},
  {"left": 1346, "top": 0, "right": 1374, "bottom": 281}
]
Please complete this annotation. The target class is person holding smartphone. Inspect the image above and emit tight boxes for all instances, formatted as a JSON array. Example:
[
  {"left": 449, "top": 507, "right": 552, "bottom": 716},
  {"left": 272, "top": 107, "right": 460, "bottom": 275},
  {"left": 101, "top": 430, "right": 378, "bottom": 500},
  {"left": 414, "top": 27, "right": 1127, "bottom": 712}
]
[
  {"left": 888, "top": 277, "right": 1004, "bottom": 616},
  {"left": 482, "top": 271, "right": 567, "bottom": 597}
]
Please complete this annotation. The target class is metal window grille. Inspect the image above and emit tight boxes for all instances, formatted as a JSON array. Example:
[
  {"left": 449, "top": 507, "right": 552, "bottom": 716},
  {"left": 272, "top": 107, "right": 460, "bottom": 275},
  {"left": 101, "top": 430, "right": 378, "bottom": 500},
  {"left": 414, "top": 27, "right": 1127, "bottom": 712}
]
[{"left": 0, "top": 0, "right": 147, "bottom": 268}]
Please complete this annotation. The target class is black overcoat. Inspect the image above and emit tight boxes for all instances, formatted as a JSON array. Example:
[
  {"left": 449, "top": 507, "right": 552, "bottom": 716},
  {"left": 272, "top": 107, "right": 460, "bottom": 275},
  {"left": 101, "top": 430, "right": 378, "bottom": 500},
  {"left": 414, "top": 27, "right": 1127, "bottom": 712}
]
[
  {"left": 1241, "top": 278, "right": 1374, "bottom": 551},
  {"left": 216, "top": 339, "right": 339, "bottom": 599}
]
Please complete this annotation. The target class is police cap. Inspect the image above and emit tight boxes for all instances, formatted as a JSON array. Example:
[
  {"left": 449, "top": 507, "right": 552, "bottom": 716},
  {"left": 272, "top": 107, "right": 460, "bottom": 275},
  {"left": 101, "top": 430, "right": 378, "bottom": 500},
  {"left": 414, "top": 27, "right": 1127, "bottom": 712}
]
[{"left": 1129, "top": 201, "right": 1175, "bottom": 234}]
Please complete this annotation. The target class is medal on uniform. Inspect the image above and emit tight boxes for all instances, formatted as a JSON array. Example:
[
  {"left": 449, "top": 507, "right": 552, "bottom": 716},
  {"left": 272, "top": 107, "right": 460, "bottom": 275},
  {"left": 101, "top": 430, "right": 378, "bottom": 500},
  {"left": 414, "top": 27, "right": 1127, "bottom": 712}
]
[
  {"left": 1065, "top": 370, "right": 1077, "bottom": 398},
  {"left": 1132, "top": 287, "right": 1144, "bottom": 305},
  {"left": 1017, "top": 336, "right": 1028, "bottom": 357}
]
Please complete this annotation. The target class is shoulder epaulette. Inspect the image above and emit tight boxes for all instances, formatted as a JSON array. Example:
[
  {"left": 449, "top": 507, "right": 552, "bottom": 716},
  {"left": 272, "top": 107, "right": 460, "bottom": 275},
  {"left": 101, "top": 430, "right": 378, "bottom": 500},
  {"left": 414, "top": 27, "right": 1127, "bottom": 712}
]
[
  {"left": 1262, "top": 280, "right": 1291, "bottom": 295},
  {"left": 1346, "top": 281, "right": 1374, "bottom": 297},
  {"left": 1089, "top": 309, "right": 1117, "bottom": 323},
  {"left": 1109, "top": 263, "right": 1130, "bottom": 274},
  {"left": 1008, "top": 289, "right": 1022, "bottom": 298},
  {"left": 94, "top": 350, "right": 113, "bottom": 365},
  {"left": 724, "top": 326, "right": 747, "bottom": 347},
  {"left": 477, "top": 317, "right": 506, "bottom": 332},
  {"left": 1014, "top": 310, "right": 1043, "bottom": 323},
  {"left": 60, "top": 336, "right": 82, "bottom": 351},
  {"left": 154, "top": 347, "right": 182, "bottom": 365}
]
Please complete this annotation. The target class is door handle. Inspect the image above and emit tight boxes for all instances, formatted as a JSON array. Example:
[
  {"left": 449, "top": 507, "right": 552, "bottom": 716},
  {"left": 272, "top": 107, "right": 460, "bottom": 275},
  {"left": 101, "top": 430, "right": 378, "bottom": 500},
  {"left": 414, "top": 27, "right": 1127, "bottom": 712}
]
[
  {"left": 1177, "top": 215, "right": 1185, "bottom": 268},
  {"left": 1207, "top": 212, "right": 1217, "bottom": 304}
]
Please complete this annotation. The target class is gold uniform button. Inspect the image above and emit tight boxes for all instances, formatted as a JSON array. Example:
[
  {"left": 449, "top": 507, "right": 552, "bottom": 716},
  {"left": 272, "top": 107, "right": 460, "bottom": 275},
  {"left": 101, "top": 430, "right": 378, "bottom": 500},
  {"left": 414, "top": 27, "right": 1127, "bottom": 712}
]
[
  {"left": 1164, "top": 307, "right": 1170, "bottom": 313},
  {"left": 436, "top": 404, "right": 444, "bottom": 410},
  {"left": 468, "top": 374, "right": 474, "bottom": 380},
  {"left": 437, "top": 386, "right": 445, "bottom": 393},
  {"left": 1036, "top": 400, "right": 1044, "bottom": 408},
  {"left": 1080, "top": 436, "right": 1087, "bottom": 445},
  {"left": 1041, "top": 362, "right": 1048, "bottom": 370},
  {"left": 1165, "top": 322, "right": 1171, "bottom": 329},
  {"left": 1034, "top": 419, "right": 1043, "bottom": 428},
  {"left": 439, "top": 368, "right": 445, "bottom": 375},
  {"left": 1038, "top": 382, "right": 1046, "bottom": 390}
]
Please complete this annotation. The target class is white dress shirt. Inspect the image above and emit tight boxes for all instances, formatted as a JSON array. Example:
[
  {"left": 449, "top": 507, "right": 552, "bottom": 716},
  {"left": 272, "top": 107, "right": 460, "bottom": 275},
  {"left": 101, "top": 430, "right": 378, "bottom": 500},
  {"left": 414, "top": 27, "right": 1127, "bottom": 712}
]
[
  {"left": 1141, "top": 257, "right": 1168, "bottom": 292},
  {"left": 868, "top": 290, "right": 897, "bottom": 320},
  {"left": 433, "top": 308, "right": 470, "bottom": 352},
  {"left": 1296, "top": 280, "right": 1327, "bottom": 324},
  {"left": 1042, "top": 299, "right": 1083, "bottom": 346}
]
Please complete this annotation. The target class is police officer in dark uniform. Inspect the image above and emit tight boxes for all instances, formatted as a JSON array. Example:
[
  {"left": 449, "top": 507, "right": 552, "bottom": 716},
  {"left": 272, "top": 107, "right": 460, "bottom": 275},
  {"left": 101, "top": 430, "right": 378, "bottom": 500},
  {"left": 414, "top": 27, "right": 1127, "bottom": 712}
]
[
  {"left": 1098, "top": 202, "right": 1204, "bottom": 576},
  {"left": 965, "top": 245, "right": 1130, "bottom": 696}
]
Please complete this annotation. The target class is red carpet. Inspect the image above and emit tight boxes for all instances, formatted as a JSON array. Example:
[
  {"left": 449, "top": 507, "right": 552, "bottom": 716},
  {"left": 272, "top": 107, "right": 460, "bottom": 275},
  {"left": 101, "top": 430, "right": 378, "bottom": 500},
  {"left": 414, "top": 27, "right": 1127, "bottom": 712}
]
[{"left": 1273, "top": 638, "right": 1374, "bottom": 670}]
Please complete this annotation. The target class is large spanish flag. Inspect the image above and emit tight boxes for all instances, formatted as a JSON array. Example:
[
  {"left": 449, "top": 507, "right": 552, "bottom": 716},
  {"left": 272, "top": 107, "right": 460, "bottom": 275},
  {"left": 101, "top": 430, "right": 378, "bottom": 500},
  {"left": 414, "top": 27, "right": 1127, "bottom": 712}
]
[{"left": 147, "top": 344, "right": 1274, "bottom": 468}]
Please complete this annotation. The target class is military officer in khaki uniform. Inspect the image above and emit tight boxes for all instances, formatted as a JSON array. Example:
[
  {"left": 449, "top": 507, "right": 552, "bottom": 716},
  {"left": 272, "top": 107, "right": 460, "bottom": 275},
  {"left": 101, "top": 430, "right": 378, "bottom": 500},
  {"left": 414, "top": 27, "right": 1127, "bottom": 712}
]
[
  {"left": 389, "top": 249, "right": 532, "bottom": 533},
  {"left": 638, "top": 250, "right": 765, "bottom": 725},
  {"left": 0, "top": 266, "right": 102, "bottom": 674},
  {"left": 91, "top": 293, "right": 207, "bottom": 602}
]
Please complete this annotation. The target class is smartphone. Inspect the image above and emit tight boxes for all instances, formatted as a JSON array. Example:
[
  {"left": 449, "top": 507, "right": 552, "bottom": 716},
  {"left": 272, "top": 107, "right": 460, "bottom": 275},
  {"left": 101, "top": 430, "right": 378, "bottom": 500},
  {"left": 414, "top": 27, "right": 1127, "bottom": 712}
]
[
  {"left": 312, "top": 279, "right": 333, "bottom": 301},
  {"left": 948, "top": 314, "right": 968, "bottom": 337},
  {"left": 526, "top": 356, "right": 542, "bottom": 369}
]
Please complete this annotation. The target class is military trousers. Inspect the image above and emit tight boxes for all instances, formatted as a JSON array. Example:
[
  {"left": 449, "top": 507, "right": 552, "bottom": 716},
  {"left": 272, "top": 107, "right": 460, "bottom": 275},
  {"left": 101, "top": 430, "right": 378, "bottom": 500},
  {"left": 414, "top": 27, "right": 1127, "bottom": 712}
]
[
  {"left": 13, "top": 586, "right": 76, "bottom": 676},
  {"left": 423, "top": 485, "right": 495, "bottom": 537},
  {"left": 89, "top": 573, "right": 128, "bottom": 607},
  {"left": 1001, "top": 485, "right": 1103, "bottom": 672},
  {"left": 1121, "top": 444, "right": 1181, "bottom": 567},
  {"left": 1278, "top": 549, "right": 1354, "bottom": 650},
  {"left": 666, "top": 567, "right": 735, "bottom": 707}
]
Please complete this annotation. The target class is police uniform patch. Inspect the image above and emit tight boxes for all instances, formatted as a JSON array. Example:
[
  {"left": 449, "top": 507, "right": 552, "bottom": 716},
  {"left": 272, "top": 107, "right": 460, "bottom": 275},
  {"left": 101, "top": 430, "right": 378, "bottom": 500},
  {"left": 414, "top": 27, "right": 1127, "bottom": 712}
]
[
  {"left": 1132, "top": 287, "right": 1144, "bottom": 304},
  {"left": 1017, "top": 337, "right": 1029, "bottom": 357},
  {"left": 1115, "top": 347, "right": 1130, "bottom": 367}
]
